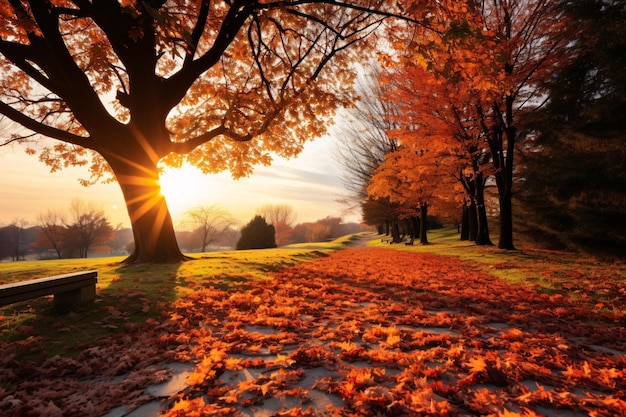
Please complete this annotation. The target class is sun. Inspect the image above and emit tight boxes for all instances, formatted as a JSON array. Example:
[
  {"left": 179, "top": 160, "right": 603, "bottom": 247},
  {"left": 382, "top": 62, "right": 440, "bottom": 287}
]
[{"left": 159, "top": 163, "right": 210, "bottom": 215}]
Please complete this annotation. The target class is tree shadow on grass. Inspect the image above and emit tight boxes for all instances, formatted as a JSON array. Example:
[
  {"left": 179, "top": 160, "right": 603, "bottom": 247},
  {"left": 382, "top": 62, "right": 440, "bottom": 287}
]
[{"left": 0, "top": 262, "right": 184, "bottom": 359}]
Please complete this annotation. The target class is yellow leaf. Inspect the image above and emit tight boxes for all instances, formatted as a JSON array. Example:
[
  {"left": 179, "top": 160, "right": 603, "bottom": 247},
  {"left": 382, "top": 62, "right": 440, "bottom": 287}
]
[{"left": 468, "top": 357, "right": 487, "bottom": 373}]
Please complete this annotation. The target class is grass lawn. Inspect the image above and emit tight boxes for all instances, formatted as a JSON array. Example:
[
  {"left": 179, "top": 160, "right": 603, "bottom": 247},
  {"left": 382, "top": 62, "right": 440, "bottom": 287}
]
[
  {"left": 1, "top": 229, "right": 624, "bottom": 416},
  {"left": 0, "top": 234, "right": 359, "bottom": 357}
]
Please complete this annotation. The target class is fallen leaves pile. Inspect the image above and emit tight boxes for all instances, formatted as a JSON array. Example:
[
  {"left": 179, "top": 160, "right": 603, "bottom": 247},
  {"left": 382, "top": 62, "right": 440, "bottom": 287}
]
[{"left": 1, "top": 248, "right": 625, "bottom": 416}]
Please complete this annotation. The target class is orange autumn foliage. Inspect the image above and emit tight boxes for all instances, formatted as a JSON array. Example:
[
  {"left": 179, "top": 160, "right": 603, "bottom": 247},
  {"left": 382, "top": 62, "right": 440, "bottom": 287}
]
[{"left": 2, "top": 248, "right": 625, "bottom": 416}]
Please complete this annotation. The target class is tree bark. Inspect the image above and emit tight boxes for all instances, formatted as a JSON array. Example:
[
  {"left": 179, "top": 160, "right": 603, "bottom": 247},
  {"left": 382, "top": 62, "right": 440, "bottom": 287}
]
[
  {"left": 490, "top": 106, "right": 517, "bottom": 250},
  {"left": 106, "top": 152, "right": 187, "bottom": 263},
  {"left": 468, "top": 201, "right": 478, "bottom": 242},
  {"left": 474, "top": 172, "right": 493, "bottom": 246},
  {"left": 497, "top": 185, "right": 515, "bottom": 250},
  {"left": 419, "top": 203, "right": 429, "bottom": 244},
  {"left": 391, "top": 220, "right": 401, "bottom": 243},
  {"left": 411, "top": 216, "right": 420, "bottom": 242}
]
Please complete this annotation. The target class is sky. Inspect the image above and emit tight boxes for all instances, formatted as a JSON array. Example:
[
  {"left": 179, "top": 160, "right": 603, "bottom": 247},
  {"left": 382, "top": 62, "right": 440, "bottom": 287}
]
[{"left": 0, "top": 133, "right": 360, "bottom": 230}]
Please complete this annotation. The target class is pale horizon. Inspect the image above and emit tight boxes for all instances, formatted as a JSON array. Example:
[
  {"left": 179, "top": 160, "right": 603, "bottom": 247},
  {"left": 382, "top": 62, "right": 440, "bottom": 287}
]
[{"left": 0, "top": 134, "right": 361, "bottom": 231}]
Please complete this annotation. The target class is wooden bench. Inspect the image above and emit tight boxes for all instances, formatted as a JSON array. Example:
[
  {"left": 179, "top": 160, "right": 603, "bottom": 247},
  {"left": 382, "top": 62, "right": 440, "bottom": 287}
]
[{"left": 0, "top": 271, "right": 98, "bottom": 308}]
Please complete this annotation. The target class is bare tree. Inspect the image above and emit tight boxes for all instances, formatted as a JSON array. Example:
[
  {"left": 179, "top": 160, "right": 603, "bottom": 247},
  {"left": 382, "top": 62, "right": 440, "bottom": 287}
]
[
  {"left": 66, "top": 199, "right": 114, "bottom": 258},
  {"left": 36, "top": 209, "right": 66, "bottom": 259},
  {"left": 5, "top": 218, "right": 29, "bottom": 261},
  {"left": 256, "top": 204, "right": 297, "bottom": 246},
  {"left": 184, "top": 205, "right": 237, "bottom": 252},
  {"left": 333, "top": 64, "right": 399, "bottom": 203},
  {"left": 333, "top": 64, "right": 399, "bottom": 234}
]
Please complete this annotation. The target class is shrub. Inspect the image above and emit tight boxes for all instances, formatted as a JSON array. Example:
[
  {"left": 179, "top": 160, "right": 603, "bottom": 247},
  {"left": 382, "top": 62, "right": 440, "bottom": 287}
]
[{"left": 236, "top": 216, "right": 277, "bottom": 250}]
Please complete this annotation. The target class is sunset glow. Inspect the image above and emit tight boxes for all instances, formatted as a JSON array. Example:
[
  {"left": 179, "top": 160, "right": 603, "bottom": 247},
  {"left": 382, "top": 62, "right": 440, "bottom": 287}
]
[{"left": 159, "top": 164, "right": 211, "bottom": 215}]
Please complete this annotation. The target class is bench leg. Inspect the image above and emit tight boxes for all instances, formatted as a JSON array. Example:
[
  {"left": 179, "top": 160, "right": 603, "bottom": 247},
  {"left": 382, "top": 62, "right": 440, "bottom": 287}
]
[{"left": 54, "top": 285, "right": 96, "bottom": 308}]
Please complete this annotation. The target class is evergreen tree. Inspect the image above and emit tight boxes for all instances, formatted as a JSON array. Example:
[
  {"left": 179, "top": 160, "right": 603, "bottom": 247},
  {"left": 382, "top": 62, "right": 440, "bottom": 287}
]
[
  {"left": 236, "top": 216, "right": 277, "bottom": 250},
  {"left": 516, "top": 0, "right": 626, "bottom": 257}
]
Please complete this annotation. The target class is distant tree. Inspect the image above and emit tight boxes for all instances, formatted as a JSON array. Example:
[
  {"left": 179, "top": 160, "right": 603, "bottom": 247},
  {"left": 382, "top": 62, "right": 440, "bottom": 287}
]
[
  {"left": 111, "top": 228, "right": 133, "bottom": 254},
  {"left": 184, "top": 205, "right": 237, "bottom": 252},
  {"left": 256, "top": 204, "right": 297, "bottom": 246},
  {"left": 290, "top": 222, "right": 311, "bottom": 244},
  {"left": 316, "top": 216, "right": 346, "bottom": 239},
  {"left": 361, "top": 197, "right": 401, "bottom": 236},
  {"left": 368, "top": 146, "right": 460, "bottom": 244},
  {"left": 216, "top": 226, "right": 240, "bottom": 249},
  {"left": 65, "top": 199, "right": 114, "bottom": 258},
  {"left": 175, "top": 230, "right": 196, "bottom": 253},
  {"left": 305, "top": 224, "right": 332, "bottom": 243},
  {"left": 35, "top": 209, "right": 67, "bottom": 258},
  {"left": 0, "top": 226, "right": 9, "bottom": 260},
  {"left": 4, "top": 219, "right": 29, "bottom": 261},
  {"left": 236, "top": 216, "right": 276, "bottom": 250},
  {"left": 290, "top": 216, "right": 350, "bottom": 243}
]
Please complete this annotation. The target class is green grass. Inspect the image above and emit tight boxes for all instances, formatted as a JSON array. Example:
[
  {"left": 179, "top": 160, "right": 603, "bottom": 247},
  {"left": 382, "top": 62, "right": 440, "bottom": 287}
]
[
  {"left": 368, "top": 226, "right": 626, "bottom": 299},
  {"left": 2, "top": 229, "right": 623, "bottom": 358},
  {"left": 0, "top": 235, "right": 358, "bottom": 358}
]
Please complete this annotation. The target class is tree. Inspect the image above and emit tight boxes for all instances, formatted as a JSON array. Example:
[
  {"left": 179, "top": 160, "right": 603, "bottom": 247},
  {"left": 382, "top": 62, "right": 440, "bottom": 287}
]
[
  {"left": 333, "top": 64, "right": 399, "bottom": 201},
  {"left": 368, "top": 145, "right": 460, "bottom": 244},
  {"left": 380, "top": 64, "right": 493, "bottom": 245},
  {"left": 332, "top": 64, "right": 399, "bottom": 232},
  {"left": 236, "top": 215, "right": 276, "bottom": 250},
  {"left": 470, "top": 0, "right": 569, "bottom": 249},
  {"left": 2, "top": 218, "right": 29, "bottom": 261},
  {"left": 290, "top": 216, "right": 349, "bottom": 243},
  {"left": 184, "top": 205, "right": 236, "bottom": 252},
  {"left": 35, "top": 209, "right": 66, "bottom": 259},
  {"left": 0, "top": 0, "right": 411, "bottom": 263},
  {"left": 515, "top": 0, "right": 626, "bottom": 257},
  {"left": 360, "top": 197, "right": 401, "bottom": 236},
  {"left": 65, "top": 199, "right": 115, "bottom": 258},
  {"left": 256, "top": 204, "right": 296, "bottom": 246},
  {"left": 385, "top": 0, "right": 571, "bottom": 249}
]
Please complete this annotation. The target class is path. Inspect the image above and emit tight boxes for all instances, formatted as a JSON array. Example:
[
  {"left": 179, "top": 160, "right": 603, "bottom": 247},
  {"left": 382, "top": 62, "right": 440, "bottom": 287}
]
[
  {"left": 2, "top": 245, "right": 623, "bottom": 416},
  {"left": 102, "top": 247, "right": 625, "bottom": 417}
]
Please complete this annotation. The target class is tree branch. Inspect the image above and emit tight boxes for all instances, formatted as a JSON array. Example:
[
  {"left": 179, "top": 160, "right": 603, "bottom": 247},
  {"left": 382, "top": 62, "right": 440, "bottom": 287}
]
[{"left": 0, "top": 101, "right": 91, "bottom": 149}]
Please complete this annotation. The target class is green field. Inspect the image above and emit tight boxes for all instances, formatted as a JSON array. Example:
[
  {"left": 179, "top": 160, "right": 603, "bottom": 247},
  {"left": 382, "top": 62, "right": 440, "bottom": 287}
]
[
  {"left": 1, "top": 229, "right": 624, "bottom": 358},
  {"left": 0, "top": 234, "right": 359, "bottom": 357}
]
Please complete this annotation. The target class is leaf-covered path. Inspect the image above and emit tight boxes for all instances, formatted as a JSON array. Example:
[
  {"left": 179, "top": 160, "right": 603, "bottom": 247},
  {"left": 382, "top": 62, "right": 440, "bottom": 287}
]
[{"left": 2, "top": 248, "right": 625, "bottom": 416}]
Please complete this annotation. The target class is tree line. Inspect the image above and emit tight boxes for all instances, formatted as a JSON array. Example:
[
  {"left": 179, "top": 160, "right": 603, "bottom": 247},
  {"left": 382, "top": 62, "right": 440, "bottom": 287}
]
[
  {"left": 0, "top": 199, "right": 117, "bottom": 261},
  {"left": 335, "top": 0, "right": 625, "bottom": 257},
  {"left": 0, "top": 202, "right": 369, "bottom": 261}
]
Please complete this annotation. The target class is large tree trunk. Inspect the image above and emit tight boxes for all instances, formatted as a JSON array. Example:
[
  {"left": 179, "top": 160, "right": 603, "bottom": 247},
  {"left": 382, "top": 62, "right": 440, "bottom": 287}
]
[
  {"left": 468, "top": 201, "right": 478, "bottom": 242},
  {"left": 474, "top": 173, "right": 493, "bottom": 246},
  {"left": 498, "top": 118, "right": 517, "bottom": 250},
  {"left": 107, "top": 153, "right": 187, "bottom": 263},
  {"left": 419, "top": 203, "right": 428, "bottom": 245},
  {"left": 493, "top": 70, "right": 517, "bottom": 250},
  {"left": 391, "top": 220, "right": 402, "bottom": 243},
  {"left": 411, "top": 216, "right": 420, "bottom": 242}
]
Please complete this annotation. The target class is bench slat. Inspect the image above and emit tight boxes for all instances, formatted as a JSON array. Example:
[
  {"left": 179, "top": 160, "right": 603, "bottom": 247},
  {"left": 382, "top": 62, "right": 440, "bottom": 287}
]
[{"left": 0, "top": 271, "right": 98, "bottom": 307}]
